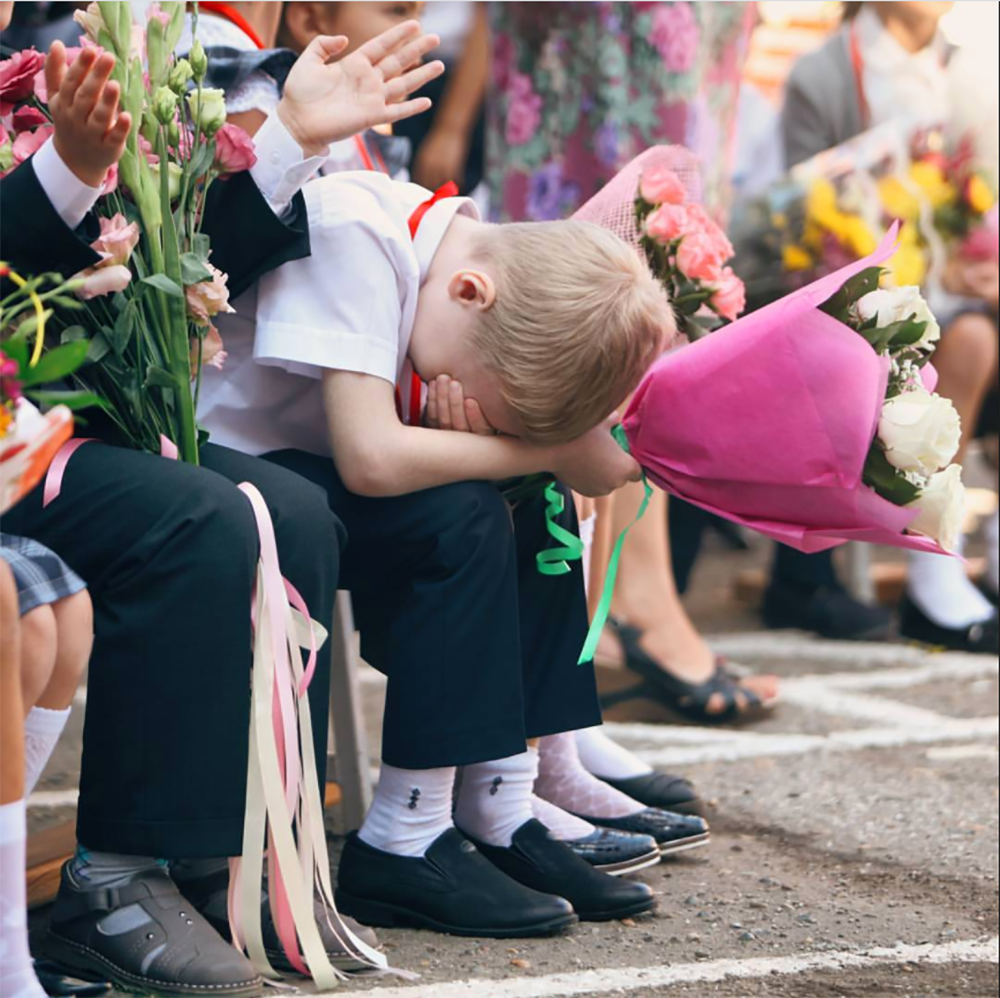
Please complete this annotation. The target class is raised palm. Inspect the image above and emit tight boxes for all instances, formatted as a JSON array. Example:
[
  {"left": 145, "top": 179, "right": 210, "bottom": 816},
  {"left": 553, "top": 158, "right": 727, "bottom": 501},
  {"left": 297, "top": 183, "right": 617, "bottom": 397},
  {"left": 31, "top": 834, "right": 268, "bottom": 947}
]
[{"left": 279, "top": 21, "right": 444, "bottom": 152}]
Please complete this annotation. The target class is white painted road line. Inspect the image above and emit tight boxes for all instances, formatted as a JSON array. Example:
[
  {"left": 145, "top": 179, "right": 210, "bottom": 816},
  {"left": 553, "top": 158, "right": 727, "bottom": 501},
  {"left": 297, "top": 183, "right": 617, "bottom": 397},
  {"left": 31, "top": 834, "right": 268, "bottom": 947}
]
[
  {"left": 323, "top": 937, "right": 998, "bottom": 998},
  {"left": 776, "top": 683, "right": 960, "bottom": 727}
]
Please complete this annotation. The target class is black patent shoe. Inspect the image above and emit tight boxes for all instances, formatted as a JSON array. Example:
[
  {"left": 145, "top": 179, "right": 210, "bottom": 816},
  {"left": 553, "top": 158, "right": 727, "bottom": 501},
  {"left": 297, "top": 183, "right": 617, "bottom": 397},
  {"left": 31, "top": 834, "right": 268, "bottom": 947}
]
[
  {"left": 564, "top": 827, "right": 661, "bottom": 875},
  {"left": 335, "top": 828, "right": 577, "bottom": 938},
  {"left": 46, "top": 863, "right": 262, "bottom": 997},
  {"left": 576, "top": 808, "right": 710, "bottom": 857},
  {"left": 468, "top": 820, "right": 656, "bottom": 922},
  {"left": 762, "top": 582, "right": 893, "bottom": 640},
  {"left": 175, "top": 865, "right": 380, "bottom": 972},
  {"left": 899, "top": 596, "right": 999, "bottom": 654},
  {"left": 596, "top": 771, "right": 704, "bottom": 816}
]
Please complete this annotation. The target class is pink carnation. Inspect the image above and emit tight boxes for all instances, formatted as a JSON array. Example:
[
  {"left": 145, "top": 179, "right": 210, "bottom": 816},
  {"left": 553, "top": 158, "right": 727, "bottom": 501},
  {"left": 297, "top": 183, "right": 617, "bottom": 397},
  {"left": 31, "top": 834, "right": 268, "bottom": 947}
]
[
  {"left": 650, "top": 2, "right": 699, "bottom": 74},
  {"left": 0, "top": 49, "right": 45, "bottom": 113},
  {"left": 645, "top": 203, "right": 690, "bottom": 244},
  {"left": 640, "top": 167, "right": 687, "bottom": 206},
  {"left": 677, "top": 231, "right": 725, "bottom": 282},
  {"left": 74, "top": 264, "right": 133, "bottom": 299},
  {"left": 11, "top": 106, "right": 48, "bottom": 133},
  {"left": 213, "top": 123, "right": 256, "bottom": 178},
  {"left": 11, "top": 124, "right": 53, "bottom": 165},
  {"left": 709, "top": 267, "right": 746, "bottom": 321},
  {"left": 90, "top": 213, "right": 140, "bottom": 267},
  {"left": 185, "top": 264, "right": 235, "bottom": 327},
  {"left": 505, "top": 71, "right": 542, "bottom": 146}
]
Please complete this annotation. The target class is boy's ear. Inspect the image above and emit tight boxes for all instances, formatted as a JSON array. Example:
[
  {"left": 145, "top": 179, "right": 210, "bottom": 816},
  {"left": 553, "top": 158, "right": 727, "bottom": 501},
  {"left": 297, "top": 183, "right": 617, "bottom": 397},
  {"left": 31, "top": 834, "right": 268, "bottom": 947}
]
[
  {"left": 279, "top": 2, "right": 325, "bottom": 53},
  {"left": 447, "top": 270, "right": 496, "bottom": 311}
]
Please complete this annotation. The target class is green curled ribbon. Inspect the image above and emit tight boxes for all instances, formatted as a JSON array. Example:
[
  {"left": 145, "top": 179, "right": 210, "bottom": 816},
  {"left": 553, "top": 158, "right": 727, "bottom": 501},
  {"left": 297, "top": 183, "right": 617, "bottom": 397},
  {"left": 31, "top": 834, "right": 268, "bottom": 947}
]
[
  {"left": 577, "top": 425, "right": 652, "bottom": 665},
  {"left": 536, "top": 483, "right": 585, "bottom": 576}
]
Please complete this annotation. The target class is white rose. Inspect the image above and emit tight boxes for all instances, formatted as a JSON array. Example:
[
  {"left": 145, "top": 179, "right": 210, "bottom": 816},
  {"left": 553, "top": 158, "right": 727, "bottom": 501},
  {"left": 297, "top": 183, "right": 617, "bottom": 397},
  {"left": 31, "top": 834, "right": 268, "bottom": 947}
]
[
  {"left": 905, "top": 463, "right": 966, "bottom": 552},
  {"left": 878, "top": 387, "right": 961, "bottom": 476},
  {"left": 857, "top": 286, "right": 941, "bottom": 351}
]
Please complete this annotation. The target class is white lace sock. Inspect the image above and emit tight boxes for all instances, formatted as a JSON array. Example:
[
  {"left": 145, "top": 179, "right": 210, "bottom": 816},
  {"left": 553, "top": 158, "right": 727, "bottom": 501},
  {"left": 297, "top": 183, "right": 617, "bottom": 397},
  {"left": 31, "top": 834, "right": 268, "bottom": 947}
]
[
  {"left": 23, "top": 705, "right": 70, "bottom": 795},
  {"left": 986, "top": 510, "right": 999, "bottom": 594},
  {"left": 358, "top": 763, "right": 455, "bottom": 858},
  {"left": 0, "top": 800, "right": 46, "bottom": 998},
  {"left": 529, "top": 794, "right": 596, "bottom": 841},
  {"left": 575, "top": 726, "right": 653, "bottom": 780},
  {"left": 454, "top": 749, "right": 537, "bottom": 847},
  {"left": 536, "top": 732, "right": 644, "bottom": 819},
  {"left": 908, "top": 533, "right": 994, "bottom": 629}
]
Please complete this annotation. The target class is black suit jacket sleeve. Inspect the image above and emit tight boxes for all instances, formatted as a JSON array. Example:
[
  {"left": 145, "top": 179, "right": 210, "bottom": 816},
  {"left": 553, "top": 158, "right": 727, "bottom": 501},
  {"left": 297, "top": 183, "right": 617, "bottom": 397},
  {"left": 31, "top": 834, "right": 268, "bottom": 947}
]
[
  {"left": 200, "top": 172, "right": 312, "bottom": 300},
  {"left": 0, "top": 158, "right": 102, "bottom": 282}
]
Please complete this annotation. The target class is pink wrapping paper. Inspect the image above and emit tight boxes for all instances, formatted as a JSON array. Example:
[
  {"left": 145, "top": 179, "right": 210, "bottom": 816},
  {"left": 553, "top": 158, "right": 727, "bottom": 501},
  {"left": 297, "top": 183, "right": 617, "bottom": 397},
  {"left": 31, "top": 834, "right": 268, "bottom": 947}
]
[{"left": 623, "top": 225, "right": 946, "bottom": 555}]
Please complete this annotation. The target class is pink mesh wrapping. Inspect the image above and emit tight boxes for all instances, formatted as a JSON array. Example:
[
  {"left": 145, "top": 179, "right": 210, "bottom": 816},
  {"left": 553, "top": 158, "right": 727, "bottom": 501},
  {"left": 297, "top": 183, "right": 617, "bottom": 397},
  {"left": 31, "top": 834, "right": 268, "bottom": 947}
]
[{"left": 571, "top": 146, "right": 703, "bottom": 248}]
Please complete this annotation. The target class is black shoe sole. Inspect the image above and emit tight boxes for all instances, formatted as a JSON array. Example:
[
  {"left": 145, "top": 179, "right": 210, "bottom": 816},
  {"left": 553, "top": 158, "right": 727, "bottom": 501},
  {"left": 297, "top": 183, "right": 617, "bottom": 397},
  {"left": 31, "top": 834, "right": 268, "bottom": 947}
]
[
  {"left": 45, "top": 932, "right": 262, "bottom": 997},
  {"left": 573, "top": 893, "right": 658, "bottom": 922},
  {"left": 335, "top": 891, "right": 579, "bottom": 938},
  {"left": 659, "top": 832, "right": 712, "bottom": 857}
]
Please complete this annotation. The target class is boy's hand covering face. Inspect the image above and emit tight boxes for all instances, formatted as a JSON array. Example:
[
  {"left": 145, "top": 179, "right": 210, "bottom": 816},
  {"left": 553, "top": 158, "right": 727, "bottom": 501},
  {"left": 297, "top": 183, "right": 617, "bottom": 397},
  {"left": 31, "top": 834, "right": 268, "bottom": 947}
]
[
  {"left": 277, "top": 20, "right": 444, "bottom": 156},
  {"left": 46, "top": 42, "right": 131, "bottom": 188},
  {"left": 550, "top": 415, "right": 642, "bottom": 498},
  {"left": 424, "top": 375, "right": 497, "bottom": 435}
]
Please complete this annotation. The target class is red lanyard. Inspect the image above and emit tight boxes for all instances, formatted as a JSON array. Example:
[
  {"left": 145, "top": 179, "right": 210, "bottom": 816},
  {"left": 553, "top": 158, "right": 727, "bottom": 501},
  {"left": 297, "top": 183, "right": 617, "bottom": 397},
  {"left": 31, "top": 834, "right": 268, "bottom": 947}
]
[
  {"left": 353, "top": 134, "right": 389, "bottom": 175},
  {"left": 849, "top": 22, "right": 871, "bottom": 131},
  {"left": 199, "top": 1, "right": 266, "bottom": 49},
  {"left": 395, "top": 182, "right": 460, "bottom": 426}
]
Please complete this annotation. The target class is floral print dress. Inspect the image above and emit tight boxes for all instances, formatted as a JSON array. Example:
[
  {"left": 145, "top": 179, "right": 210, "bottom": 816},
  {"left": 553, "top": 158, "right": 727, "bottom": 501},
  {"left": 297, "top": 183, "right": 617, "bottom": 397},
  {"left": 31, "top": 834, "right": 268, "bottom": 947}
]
[{"left": 486, "top": 1, "right": 752, "bottom": 222}]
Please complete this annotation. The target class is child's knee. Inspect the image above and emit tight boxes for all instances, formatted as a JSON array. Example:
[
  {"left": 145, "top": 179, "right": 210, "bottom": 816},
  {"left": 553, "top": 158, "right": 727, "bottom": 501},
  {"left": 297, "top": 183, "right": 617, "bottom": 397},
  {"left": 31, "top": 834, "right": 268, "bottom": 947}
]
[
  {"left": 941, "top": 313, "right": 998, "bottom": 375},
  {"left": 53, "top": 590, "right": 94, "bottom": 681},
  {"left": 434, "top": 481, "right": 513, "bottom": 568},
  {"left": 20, "top": 603, "right": 58, "bottom": 699}
]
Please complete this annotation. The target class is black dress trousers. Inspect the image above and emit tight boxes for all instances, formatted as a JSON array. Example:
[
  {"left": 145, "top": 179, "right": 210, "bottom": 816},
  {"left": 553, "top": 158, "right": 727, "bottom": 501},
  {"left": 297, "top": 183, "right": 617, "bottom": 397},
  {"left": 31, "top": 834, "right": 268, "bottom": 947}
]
[{"left": 262, "top": 450, "right": 603, "bottom": 771}]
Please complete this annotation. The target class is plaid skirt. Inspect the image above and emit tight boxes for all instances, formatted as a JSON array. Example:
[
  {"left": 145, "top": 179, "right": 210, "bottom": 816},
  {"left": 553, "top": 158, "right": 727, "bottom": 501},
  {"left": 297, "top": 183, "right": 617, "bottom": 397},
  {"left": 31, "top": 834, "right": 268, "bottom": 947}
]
[{"left": 0, "top": 533, "right": 86, "bottom": 616}]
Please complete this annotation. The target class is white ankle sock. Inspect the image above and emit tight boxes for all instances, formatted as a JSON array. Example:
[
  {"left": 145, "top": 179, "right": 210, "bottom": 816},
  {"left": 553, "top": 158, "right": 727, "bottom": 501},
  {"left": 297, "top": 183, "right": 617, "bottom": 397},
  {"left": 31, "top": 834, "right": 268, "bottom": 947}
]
[
  {"left": 530, "top": 794, "right": 595, "bottom": 841},
  {"left": 986, "top": 510, "right": 999, "bottom": 594},
  {"left": 575, "top": 726, "right": 653, "bottom": 780},
  {"left": 908, "top": 535, "right": 994, "bottom": 629},
  {"left": 536, "top": 732, "right": 643, "bottom": 819},
  {"left": 0, "top": 800, "right": 46, "bottom": 998},
  {"left": 23, "top": 705, "right": 70, "bottom": 795},
  {"left": 453, "top": 749, "right": 537, "bottom": 847},
  {"left": 358, "top": 763, "right": 455, "bottom": 858}
]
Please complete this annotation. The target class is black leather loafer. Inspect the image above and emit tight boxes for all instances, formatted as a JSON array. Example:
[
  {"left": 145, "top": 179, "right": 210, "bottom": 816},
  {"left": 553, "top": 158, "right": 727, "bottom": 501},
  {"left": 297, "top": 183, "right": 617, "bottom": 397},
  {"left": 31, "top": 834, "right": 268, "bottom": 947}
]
[
  {"left": 175, "top": 865, "right": 380, "bottom": 972},
  {"left": 468, "top": 819, "right": 656, "bottom": 922},
  {"left": 576, "top": 808, "right": 710, "bottom": 856},
  {"left": 335, "top": 828, "right": 577, "bottom": 938},
  {"left": 899, "top": 596, "right": 999, "bottom": 654},
  {"left": 46, "top": 863, "right": 262, "bottom": 997},
  {"left": 564, "top": 827, "right": 661, "bottom": 875},
  {"left": 596, "top": 771, "right": 704, "bottom": 816}
]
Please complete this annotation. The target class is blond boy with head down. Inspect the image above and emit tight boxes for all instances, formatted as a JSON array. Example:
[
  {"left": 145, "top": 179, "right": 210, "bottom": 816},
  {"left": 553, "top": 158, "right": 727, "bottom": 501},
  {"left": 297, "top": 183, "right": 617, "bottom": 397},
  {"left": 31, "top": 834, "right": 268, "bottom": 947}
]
[{"left": 199, "top": 169, "right": 674, "bottom": 936}]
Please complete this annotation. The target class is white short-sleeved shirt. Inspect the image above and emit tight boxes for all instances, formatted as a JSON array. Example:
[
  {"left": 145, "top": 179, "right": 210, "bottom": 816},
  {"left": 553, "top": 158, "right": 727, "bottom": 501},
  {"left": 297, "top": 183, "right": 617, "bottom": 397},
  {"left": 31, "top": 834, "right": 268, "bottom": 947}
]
[{"left": 197, "top": 172, "right": 478, "bottom": 457}]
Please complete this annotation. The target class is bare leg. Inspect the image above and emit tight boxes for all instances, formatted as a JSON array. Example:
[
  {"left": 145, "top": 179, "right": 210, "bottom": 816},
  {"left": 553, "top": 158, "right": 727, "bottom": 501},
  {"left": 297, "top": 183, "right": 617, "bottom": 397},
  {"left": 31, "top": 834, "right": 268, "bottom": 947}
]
[
  {"left": 1, "top": 561, "right": 24, "bottom": 804},
  {"left": 37, "top": 590, "right": 92, "bottom": 710},
  {"left": 18, "top": 604, "right": 56, "bottom": 715}
]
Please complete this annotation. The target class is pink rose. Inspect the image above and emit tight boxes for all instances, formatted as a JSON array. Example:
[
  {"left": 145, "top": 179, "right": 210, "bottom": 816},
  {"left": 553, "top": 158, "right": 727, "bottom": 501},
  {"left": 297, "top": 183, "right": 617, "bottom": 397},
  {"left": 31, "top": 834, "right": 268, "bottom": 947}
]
[
  {"left": 74, "top": 264, "right": 133, "bottom": 299},
  {"left": 640, "top": 167, "right": 687, "bottom": 206},
  {"left": 11, "top": 124, "right": 53, "bottom": 165},
  {"left": 649, "top": 2, "right": 700, "bottom": 74},
  {"left": 11, "top": 106, "right": 48, "bottom": 133},
  {"left": 90, "top": 213, "right": 140, "bottom": 267},
  {"left": 101, "top": 162, "right": 119, "bottom": 195},
  {"left": 189, "top": 325, "right": 227, "bottom": 377},
  {"left": 213, "top": 123, "right": 256, "bottom": 178},
  {"left": 684, "top": 203, "right": 734, "bottom": 259},
  {"left": 645, "top": 203, "right": 690, "bottom": 244},
  {"left": 505, "top": 71, "right": 542, "bottom": 146},
  {"left": 185, "top": 264, "right": 235, "bottom": 327},
  {"left": 676, "top": 232, "right": 725, "bottom": 282},
  {"left": 709, "top": 267, "right": 746, "bottom": 321},
  {"left": 0, "top": 49, "right": 45, "bottom": 112}
]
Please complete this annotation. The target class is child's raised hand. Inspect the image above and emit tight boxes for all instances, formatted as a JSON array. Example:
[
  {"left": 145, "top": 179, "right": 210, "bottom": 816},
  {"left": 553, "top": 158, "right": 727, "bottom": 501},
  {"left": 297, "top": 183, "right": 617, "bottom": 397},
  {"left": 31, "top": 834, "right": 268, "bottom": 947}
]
[
  {"left": 550, "top": 415, "right": 642, "bottom": 498},
  {"left": 46, "top": 41, "right": 131, "bottom": 188},
  {"left": 277, "top": 20, "right": 444, "bottom": 156},
  {"left": 424, "top": 375, "right": 497, "bottom": 435}
]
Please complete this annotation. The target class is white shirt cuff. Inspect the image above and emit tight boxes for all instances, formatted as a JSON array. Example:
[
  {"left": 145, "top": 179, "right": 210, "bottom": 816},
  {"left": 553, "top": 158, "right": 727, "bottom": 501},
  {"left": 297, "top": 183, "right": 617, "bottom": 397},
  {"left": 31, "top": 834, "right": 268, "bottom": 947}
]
[
  {"left": 31, "top": 139, "right": 103, "bottom": 231},
  {"left": 249, "top": 113, "right": 329, "bottom": 218}
]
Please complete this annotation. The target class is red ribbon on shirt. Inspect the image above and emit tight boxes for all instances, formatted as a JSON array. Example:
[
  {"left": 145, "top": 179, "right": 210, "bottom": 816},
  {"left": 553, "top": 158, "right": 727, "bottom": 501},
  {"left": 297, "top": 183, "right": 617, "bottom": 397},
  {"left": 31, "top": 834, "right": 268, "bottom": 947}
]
[
  {"left": 199, "top": 1, "right": 266, "bottom": 49},
  {"left": 394, "top": 182, "right": 460, "bottom": 426}
]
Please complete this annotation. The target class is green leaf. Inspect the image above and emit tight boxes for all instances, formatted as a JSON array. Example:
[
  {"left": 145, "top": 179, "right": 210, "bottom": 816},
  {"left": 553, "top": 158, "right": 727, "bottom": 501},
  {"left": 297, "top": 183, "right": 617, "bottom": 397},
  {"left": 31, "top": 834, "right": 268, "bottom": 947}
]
[
  {"left": 86, "top": 331, "right": 111, "bottom": 364},
  {"left": 862, "top": 445, "right": 921, "bottom": 506},
  {"left": 192, "top": 233, "right": 211, "bottom": 262},
  {"left": 12, "top": 309, "right": 54, "bottom": 344},
  {"left": 180, "top": 252, "right": 213, "bottom": 285},
  {"left": 188, "top": 140, "right": 216, "bottom": 180},
  {"left": 141, "top": 274, "right": 185, "bottom": 298},
  {"left": 60, "top": 326, "right": 89, "bottom": 344},
  {"left": 888, "top": 317, "right": 928, "bottom": 349},
  {"left": 107, "top": 304, "right": 136, "bottom": 357},
  {"left": 0, "top": 336, "right": 29, "bottom": 371},
  {"left": 144, "top": 365, "right": 177, "bottom": 390},
  {"left": 820, "top": 267, "right": 883, "bottom": 323},
  {"left": 26, "top": 389, "right": 106, "bottom": 411},
  {"left": 19, "top": 340, "right": 89, "bottom": 387}
]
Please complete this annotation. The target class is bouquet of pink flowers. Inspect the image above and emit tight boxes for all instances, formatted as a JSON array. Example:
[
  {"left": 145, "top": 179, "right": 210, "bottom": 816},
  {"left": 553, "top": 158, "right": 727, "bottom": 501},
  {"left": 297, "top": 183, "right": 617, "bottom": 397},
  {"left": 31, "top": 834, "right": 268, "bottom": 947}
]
[
  {"left": 0, "top": 1, "right": 256, "bottom": 463},
  {"left": 623, "top": 225, "right": 965, "bottom": 555},
  {"left": 635, "top": 166, "right": 746, "bottom": 339}
]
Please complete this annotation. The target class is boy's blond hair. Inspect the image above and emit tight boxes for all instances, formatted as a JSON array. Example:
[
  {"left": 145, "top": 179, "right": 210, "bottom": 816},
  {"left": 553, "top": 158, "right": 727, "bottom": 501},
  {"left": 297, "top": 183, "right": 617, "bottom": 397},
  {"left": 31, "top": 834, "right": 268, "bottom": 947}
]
[{"left": 470, "top": 220, "right": 675, "bottom": 445}]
